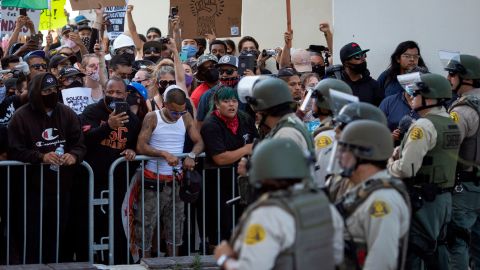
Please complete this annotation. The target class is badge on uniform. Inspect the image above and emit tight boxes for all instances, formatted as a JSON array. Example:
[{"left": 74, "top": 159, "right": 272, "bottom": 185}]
[
  {"left": 450, "top": 111, "right": 460, "bottom": 123},
  {"left": 316, "top": 135, "right": 332, "bottom": 149},
  {"left": 369, "top": 200, "right": 390, "bottom": 218},
  {"left": 409, "top": 127, "right": 424, "bottom": 140},
  {"left": 244, "top": 224, "right": 266, "bottom": 245}
]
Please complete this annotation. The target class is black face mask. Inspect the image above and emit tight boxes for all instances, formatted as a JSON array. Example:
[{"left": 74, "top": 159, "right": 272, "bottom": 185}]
[
  {"left": 67, "top": 80, "right": 84, "bottom": 88},
  {"left": 312, "top": 64, "right": 325, "bottom": 77},
  {"left": 202, "top": 68, "right": 219, "bottom": 83},
  {"left": 126, "top": 93, "right": 140, "bottom": 106},
  {"left": 42, "top": 92, "right": 58, "bottom": 109},
  {"left": 348, "top": 62, "right": 367, "bottom": 74},
  {"left": 104, "top": 96, "right": 124, "bottom": 110},
  {"left": 214, "top": 54, "right": 222, "bottom": 61},
  {"left": 120, "top": 53, "right": 135, "bottom": 65},
  {"left": 143, "top": 55, "right": 161, "bottom": 64}
]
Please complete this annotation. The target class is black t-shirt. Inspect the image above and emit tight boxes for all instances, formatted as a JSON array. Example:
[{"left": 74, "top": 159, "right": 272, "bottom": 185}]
[
  {"left": 200, "top": 112, "right": 258, "bottom": 166},
  {"left": 0, "top": 95, "right": 22, "bottom": 126}
]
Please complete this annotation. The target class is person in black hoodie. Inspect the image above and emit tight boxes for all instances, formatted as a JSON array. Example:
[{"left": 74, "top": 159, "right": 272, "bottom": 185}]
[
  {"left": 75, "top": 76, "right": 140, "bottom": 263},
  {"left": 339, "top": 42, "right": 384, "bottom": 106},
  {"left": 7, "top": 72, "right": 86, "bottom": 263}
]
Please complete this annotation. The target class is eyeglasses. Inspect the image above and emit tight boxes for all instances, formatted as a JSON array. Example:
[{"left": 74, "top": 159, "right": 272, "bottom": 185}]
[
  {"left": 351, "top": 53, "right": 366, "bottom": 60},
  {"left": 401, "top": 53, "right": 421, "bottom": 60},
  {"left": 218, "top": 68, "right": 235, "bottom": 75},
  {"left": 169, "top": 110, "right": 187, "bottom": 117},
  {"left": 30, "top": 63, "right": 47, "bottom": 70},
  {"left": 144, "top": 48, "right": 160, "bottom": 54},
  {"left": 116, "top": 47, "right": 135, "bottom": 55},
  {"left": 158, "top": 80, "right": 176, "bottom": 88},
  {"left": 133, "top": 78, "right": 149, "bottom": 83}
]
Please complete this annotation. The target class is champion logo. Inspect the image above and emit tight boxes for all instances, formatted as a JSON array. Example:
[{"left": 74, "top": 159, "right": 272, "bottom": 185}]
[{"left": 41, "top": 128, "right": 59, "bottom": 141}]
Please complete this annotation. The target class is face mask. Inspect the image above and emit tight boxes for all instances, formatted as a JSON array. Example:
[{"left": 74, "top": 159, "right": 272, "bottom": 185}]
[
  {"left": 185, "top": 74, "right": 193, "bottom": 87},
  {"left": 123, "top": 79, "right": 131, "bottom": 86},
  {"left": 87, "top": 69, "right": 100, "bottom": 81},
  {"left": 312, "top": 64, "right": 325, "bottom": 77},
  {"left": 42, "top": 92, "right": 58, "bottom": 109},
  {"left": 126, "top": 93, "right": 140, "bottom": 106},
  {"left": 81, "top": 36, "right": 91, "bottom": 48},
  {"left": 104, "top": 96, "right": 124, "bottom": 110},
  {"left": 202, "top": 68, "right": 219, "bottom": 83},
  {"left": 64, "top": 38, "right": 76, "bottom": 49},
  {"left": 348, "top": 62, "right": 367, "bottom": 74},
  {"left": 220, "top": 76, "right": 240, "bottom": 88},
  {"left": 67, "top": 80, "right": 84, "bottom": 88},
  {"left": 143, "top": 55, "right": 161, "bottom": 64},
  {"left": 181, "top": 45, "right": 198, "bottom": 58}
]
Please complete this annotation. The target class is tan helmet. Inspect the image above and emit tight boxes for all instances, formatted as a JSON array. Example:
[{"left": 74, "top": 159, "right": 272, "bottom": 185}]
[{"left": 314, "top": 78, "right": 353, "bottom": 111}]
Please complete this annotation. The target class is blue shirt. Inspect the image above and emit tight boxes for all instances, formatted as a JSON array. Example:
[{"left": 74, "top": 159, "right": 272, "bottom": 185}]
[
  {"left": 377, "top": 69, "right": 405, "bottom": 97},
  {"left": 379, "top": 92, "right": 419, "bottom": 131}
]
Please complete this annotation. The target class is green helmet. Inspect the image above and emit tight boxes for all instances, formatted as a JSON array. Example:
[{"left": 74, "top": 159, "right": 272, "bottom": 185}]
[
  {"left": 314, "top": 78, "right": 353, "bottom": 110},
  {"left": 249, "top": 77, "right": 293, "bottom": 111},
  {"left": 444, "top": 54, "right": 480, "bottom": 80},
  {"left": 415, "top": 73, "right": 452, "bottom": 99},
  {"left": 339, "top": 120, "right": 393, "bottom": 161},
  {"left": 249, "top": 138, "right": 311, "bottom": 186},
  {"left": 334, "top": 102, "right": 387, "bottom": 126}
]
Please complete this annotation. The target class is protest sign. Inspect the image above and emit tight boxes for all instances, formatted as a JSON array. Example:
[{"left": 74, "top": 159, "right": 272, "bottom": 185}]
[
  {"left": 170, "top": 0, "right": 242, "bottom": 38},
  {"left": 61, "top": 87, "right": 93, "bottom": 115},
  {"left": 0, "top": 6, "right": 41, "bottom": 37},
  {"left": 38, "top": 0, "right": 67, "bottom": 31},
  {"left": 104, "top": 5, "right": 127, "bottom": 40},
  {"left": 70, "top": 0, "right": 126, "bottom": 11}
]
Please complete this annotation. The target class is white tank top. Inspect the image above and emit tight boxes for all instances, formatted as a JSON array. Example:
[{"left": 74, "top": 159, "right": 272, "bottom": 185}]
[{"left": 145, "top": 110, "right": 186, "bottom": 175}]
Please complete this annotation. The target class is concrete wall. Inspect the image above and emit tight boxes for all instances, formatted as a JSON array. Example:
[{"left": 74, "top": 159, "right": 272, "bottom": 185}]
[{"left": 332, "top": 0, "right": 480, "bottom": 79}]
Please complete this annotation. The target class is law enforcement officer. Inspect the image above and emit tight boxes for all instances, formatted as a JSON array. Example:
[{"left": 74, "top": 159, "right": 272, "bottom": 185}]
[
  {"left": 214, "top": 138, "right": 344, "bottom": 269},
  {"left": 331, "top": 120, "right": 410, "bottom": 269},
  {"left": 324, "top": 102, "right": 388, "bottom": 201},
  {"left": 388, "top": 73, "right": 460, "bottom": 269},
  {"left": 444, "top": 54, "right": 480, "bottom": 269},
  {"left": 311, "top": 78, "right": 353, "bottom": 186}
]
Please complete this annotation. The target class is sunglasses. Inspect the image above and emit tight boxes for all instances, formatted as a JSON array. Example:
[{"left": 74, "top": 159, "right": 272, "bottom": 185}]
[
  {"left": 351, "top": 53, "right": 367, "bottom": 60},
  {"left": 116, "top": 47, "right": 135, "bottom": 55},
  {"left": 30, "top": 63, "right": 47, "bottom": 70},
  {"left": 158, "top": 80, "right": 176, "bottom": 88},
  {"left": 144, "top": 48, "right": 160, "bottom": 54},
  {"left": 218, "top": 68, "right": 235, "bottom": 75},
  {"left": 169, "top": 110, "right": 187, "bottom": 117}
]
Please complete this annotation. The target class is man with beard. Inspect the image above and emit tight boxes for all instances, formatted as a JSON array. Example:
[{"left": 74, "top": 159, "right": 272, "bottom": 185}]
[
  {"left": 109, "top": 54, "right": 134, "bottom": 84},
  {"left": 76, "top": 77, "right": 140, "bottom": 263},
  {"left": 196, "top": 55, "right": 242, "bottom": 125},
  {"left": 339, "top": 42, "right": 384, "bottom": 106},
  {"left": 8, "top": 72, "right": 86, "bottom": 263},
  {"left": 190, "top": 54, "right": 220, "bottom": 108}
]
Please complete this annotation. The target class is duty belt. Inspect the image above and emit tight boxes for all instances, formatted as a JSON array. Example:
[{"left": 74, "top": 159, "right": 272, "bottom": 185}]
[{"left": 456, "top": 171, "right": 480, "bottom": 185}]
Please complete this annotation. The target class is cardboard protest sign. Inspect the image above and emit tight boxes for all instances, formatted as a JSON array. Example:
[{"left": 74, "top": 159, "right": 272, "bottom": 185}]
[
  {"left": 104, "top": 5, "right": 127, "bottom": 40},
  {"left": 170, "top": 0, "right": 242, "bottom": 38},
  {"left": 61, "top": 87, "right": 93, "bottom": 115},
  {"left": 0, "top": 6, "right": 41, "bottom": 37},
  {"left": 38, "top": 0, "right": 67, "bottom": 31},
  {"left": 70, "top": 0, "right": 126, "bottom": 11}
]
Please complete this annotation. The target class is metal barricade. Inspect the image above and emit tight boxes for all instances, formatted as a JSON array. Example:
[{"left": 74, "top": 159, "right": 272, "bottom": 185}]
[
  {"left": 0, "top": 161, "right": 94, "bottom": 265},
  {"left": 107, "top": 154, "right": 240, "bottom": 265}
]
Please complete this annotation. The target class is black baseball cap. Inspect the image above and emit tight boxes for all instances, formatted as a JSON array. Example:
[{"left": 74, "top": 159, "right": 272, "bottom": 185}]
[
  {"left": 49, "top": 54, "right": 77, "bottom": 69},
  {"left": 59, "top": 67, "right": 85, "bottom": 78},
  {"left": 277, "top": 67, "right": 298, "bottom": 78},
  {"left": 41, "top": 73, "right": 58, "bottom": 90},
  {"left": 143, "top": 41, "right": 163, "bottom": 54},
  {"left": 307, "top": 45, "right": 327, "bottom": 54},
  {"left": 340, "top": 42, "right": 370, "bottom": 63}
]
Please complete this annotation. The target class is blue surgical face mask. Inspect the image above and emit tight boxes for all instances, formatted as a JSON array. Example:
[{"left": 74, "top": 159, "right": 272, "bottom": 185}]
[{"left": 182, "top": 45, "right": 198, "bottom": 58}]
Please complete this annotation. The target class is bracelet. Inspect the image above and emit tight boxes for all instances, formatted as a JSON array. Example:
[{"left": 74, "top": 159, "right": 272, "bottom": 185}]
[{"left": 216, "top": 254, "right": 230, "bottom": 267}]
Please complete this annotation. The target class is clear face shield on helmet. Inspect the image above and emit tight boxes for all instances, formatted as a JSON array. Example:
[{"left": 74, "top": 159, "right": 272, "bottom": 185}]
[
  {"left": 329, "top": 89, "right": 359, "bottom": 117},
  {"left": 327, "top": 141, "right": 374, "bottom": 178},
  {"left": 439, "top": 50, "right": 461, "bottom": 71},
  {"left": 397, "top": 72, "right": 422, "bottom": 96}
]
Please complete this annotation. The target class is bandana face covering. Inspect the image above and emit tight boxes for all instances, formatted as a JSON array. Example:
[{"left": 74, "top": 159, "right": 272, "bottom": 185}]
[{"left": 213, "top": 109, "right": 239, "bottom": 135}]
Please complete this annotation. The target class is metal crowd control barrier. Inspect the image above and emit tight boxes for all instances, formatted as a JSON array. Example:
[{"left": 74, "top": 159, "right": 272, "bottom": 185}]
[
  {"left": 107, "top": 154, "right": 239, "bottom": 265},
  {"left": 0, "top": 161, "right": 94, "bottom": 265}
]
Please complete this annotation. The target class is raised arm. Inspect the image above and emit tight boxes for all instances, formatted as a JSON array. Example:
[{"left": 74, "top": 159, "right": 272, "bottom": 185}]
[
  {"left": 126, "top": 5, "right": 144, "bottom": 56},
  {"left": 319, "top": 21, "right": 333, "bottom": 65},
  {"left": 279, "top": 30, "right": 293, "bottom": 69}
]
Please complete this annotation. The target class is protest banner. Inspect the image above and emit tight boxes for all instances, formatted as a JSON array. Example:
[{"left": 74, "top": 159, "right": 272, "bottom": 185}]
[
  {"left": 0, "top": 6, "right": 41, "bottom": 37},
  {"left": 38, "top": 0, "right": 68, "bottom": 31},
  {"left": 104, "top": 5, "right": 127, "bottom": 40},
  {"left": 70, "top": 0, "right": 126, "bottom": 11},
  {"left": 61, "top": 87, "right": 93, "bottom": 115},
  {"left": 170, "top": 0, "right": 242, "bottom": 38}
]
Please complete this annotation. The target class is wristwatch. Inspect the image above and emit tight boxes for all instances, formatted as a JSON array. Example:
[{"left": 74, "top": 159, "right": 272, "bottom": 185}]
[
  {"left": 216, "top": 254, "right": 230, "bottom": 267},
  {"left": 187, "top": 152, "right": 196, "bottom": 160}
]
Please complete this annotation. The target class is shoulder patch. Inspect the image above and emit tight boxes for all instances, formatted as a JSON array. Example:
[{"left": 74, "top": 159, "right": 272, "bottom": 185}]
[
  {"left": 450, "top": 111, "right": 460, "bottom": 123},
  {"left": 369, "top": 200, "right": 391, "bottom": 218},
  {"left": 244, "top": 224, "right": 266, "bottom": 245},
  {"left": 409, "top": 127, "right": 424, "bottom": 140},
  {"left": 315, "top": 135, "right": 333, "bottom": 149}
]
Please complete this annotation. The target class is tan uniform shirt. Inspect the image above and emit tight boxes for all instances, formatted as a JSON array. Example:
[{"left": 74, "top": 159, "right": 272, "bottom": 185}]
[
  {"left": 388, "top": 107, "right": 449, "bottom": 178},
  {"left": 449, "top": 89, "right": 480, "bottom": 142},
  {"left": 314, "top": 129, "right": 336, "bottom": 187},
  {"left": 226, "top": 186, "right": 344, "bottom": 270},
  {"left": 344, "top": 170, "right": 410, "bottom": 270}
]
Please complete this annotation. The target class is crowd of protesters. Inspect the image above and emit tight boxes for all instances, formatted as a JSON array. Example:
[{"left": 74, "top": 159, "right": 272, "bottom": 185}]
[{"left": 0, "top": 3, "right": 479, "bottom": 270}]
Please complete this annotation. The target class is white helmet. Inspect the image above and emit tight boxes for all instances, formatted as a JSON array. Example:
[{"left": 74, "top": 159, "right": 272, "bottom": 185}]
[{"left": 112, "top": 34, "right": 135, "bottom": 53}]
